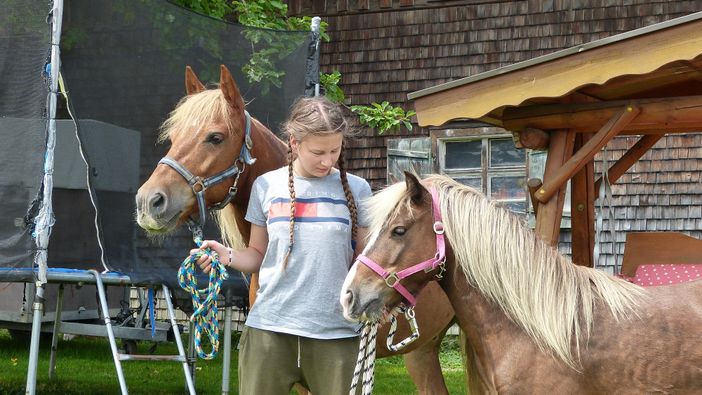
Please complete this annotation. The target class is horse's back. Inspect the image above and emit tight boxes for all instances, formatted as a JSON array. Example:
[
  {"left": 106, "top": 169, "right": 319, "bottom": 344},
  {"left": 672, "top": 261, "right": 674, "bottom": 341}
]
[{"left": 584, "top": 280, "right": 702, "bottom": 392}]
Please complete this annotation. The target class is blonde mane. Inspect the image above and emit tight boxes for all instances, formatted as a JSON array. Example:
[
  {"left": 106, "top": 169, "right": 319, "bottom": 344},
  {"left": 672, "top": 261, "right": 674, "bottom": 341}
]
[
  {"left": 368, "top": 174, "right": 644, "bottom": 367},
  {"left": 158, "top": 88, "right": 237, "bottom": 143}
]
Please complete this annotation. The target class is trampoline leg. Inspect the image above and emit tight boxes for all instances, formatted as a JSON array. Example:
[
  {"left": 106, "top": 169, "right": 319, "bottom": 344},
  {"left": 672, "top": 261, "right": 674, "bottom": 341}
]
[
  {"left": 88, "top": 270, "right": 128, "bottom": 394},
  {"left": 221, "top": 305, "right": 232, "bottom": 394},
  {"left": 162, "top": 285, "right": 196, "bottom": 395},
  {"left": 188, "top": 320, "right": 197, "bottom": 386},
  {"left": 48, "top": 283, "right": 65, "bottom": 379},
  {"left": 25, "top": 283, "right": 45, "bottom": 395}
]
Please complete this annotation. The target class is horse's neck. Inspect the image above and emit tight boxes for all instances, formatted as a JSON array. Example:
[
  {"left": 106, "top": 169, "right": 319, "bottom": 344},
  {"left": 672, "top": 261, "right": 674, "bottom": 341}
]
[
  {"left": 235, "top": 119, "right": 287, "bottom": 209},
  {"left": 231, "top": 119, "right": 288, "bottom": 242},
  {"left": 439, "top": 258, "right": 544, "bottom": 388}
]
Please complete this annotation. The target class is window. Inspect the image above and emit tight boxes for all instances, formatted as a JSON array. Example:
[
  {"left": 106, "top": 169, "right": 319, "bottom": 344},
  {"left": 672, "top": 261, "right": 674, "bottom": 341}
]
[
  {"left": 437, "top": 130, "right": 527, "bottom": 215},
  {"left": 386, "top": 137, "right": 431, "bottom": 183}
]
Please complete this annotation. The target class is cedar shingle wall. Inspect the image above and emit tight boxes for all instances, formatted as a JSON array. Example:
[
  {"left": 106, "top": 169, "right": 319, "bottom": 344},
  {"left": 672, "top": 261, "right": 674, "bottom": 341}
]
[{"left": 291, "top": 0, "right": 700, "bottom": 189}]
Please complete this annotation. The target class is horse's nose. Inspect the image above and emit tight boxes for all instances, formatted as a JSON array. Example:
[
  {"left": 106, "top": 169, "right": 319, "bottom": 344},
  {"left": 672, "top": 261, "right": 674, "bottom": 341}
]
[
  {"left": 150, "top": 191, "right": 167, "bottom": 214},
  {"left": 141, "top": 190, "right": 168, "bottom": 217},
  {"left": 343, "top": 289, "right": 355, "bottom": 311}
]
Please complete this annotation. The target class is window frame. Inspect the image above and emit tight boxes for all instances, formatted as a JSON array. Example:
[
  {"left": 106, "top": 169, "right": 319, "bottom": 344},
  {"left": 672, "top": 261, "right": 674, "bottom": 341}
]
[{"left": 432, "top": 128, "right": 528, "bottom": 215}]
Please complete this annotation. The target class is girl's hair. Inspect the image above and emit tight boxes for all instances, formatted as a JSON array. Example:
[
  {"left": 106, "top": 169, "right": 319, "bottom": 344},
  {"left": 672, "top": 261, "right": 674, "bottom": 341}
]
[{"left": 281, "top": 96, "right": 360, "bottom": 267}]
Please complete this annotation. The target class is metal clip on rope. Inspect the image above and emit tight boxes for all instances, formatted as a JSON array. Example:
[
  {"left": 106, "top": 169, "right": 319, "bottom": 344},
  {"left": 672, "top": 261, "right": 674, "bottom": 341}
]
[
  {"left": 177, "top": 234, "right": 229, "bottom": 360},
  {"left": 386, "top": 307, "right": 420, "bottom": 352}
]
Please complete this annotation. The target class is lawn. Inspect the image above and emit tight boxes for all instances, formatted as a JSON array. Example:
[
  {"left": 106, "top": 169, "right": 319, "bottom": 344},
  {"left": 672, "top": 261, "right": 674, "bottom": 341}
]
[{"left": 0, "top": 329, "right": 466, "bottom": 394}]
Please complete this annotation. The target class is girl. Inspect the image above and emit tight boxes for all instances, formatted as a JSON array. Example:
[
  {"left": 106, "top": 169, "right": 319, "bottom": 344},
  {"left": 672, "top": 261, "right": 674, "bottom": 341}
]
[{"left": 193, "top": 95, "right": 371, "bottom": 394}]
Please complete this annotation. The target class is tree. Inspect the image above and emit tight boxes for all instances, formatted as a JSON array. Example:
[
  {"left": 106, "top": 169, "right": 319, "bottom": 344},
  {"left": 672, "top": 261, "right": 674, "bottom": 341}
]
[{"left": 175, "top": 0, "right": 414, "bottom": 134}]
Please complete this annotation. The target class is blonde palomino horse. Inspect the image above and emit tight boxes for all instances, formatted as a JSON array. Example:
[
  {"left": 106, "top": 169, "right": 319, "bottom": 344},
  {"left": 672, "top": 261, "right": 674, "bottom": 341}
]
[
  {"left": 341, "top": 172, "right": 702, "bottom": 394},
  {"left": 135, "top": 65, "right": 458, "bottom": 394}
]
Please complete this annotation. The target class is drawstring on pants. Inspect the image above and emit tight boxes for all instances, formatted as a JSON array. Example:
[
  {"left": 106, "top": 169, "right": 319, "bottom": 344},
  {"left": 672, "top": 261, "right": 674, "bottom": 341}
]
[{"left": 297, "top": 336, "right": 301, "bottom": 368}]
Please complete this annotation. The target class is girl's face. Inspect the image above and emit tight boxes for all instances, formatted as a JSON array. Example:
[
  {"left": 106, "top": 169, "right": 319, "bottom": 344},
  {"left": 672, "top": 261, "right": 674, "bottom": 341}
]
[{"left": 291, "top": 132, "right": 344, "bottom": 178}]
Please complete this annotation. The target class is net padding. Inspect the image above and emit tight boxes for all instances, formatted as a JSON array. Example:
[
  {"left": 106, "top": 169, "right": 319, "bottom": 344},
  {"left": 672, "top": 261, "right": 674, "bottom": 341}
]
[
  {"left": 0, "top": 0, "right": 313, "bottom": 310},
  {"left": 0, "top": 1, "right": 51, "bottom": 269}
]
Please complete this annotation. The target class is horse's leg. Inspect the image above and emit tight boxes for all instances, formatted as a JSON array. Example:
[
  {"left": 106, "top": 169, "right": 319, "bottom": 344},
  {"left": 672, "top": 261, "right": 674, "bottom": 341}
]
[
  {"left": 375, "top": 282, "right": 455, "bottom": 395},
  {"left": 248, "top": 273, "right": 259, "bottom": 307},
  {"left": 402, "top": 321, "right": 452, "bottom": 395}
]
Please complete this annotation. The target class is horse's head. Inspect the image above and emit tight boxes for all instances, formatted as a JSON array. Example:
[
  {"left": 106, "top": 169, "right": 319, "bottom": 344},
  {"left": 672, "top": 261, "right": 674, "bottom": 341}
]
[
  {"left": 136, "top": 65, "right": 253, "bottom": 234},
  {"left": 341, "top": 172, "right": 447, "bottom": 323}
]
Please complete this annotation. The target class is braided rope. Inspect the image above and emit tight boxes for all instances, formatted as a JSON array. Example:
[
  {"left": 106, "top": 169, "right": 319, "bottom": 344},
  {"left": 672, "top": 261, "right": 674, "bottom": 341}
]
[
  {"left": 177, "top": 236, "right": 229, "bottom": 359},
  {"left": 349, "top": 323, "right": 378, "bottom": 395},
  {"left": 386, "top": 308, "right": 421, "bottom": 352}
]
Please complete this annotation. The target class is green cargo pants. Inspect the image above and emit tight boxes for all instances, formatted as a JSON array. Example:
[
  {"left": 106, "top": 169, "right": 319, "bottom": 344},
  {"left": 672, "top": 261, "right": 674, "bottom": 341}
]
[{"left": 238, "top": 326, "right": 361, "bottom": 395}]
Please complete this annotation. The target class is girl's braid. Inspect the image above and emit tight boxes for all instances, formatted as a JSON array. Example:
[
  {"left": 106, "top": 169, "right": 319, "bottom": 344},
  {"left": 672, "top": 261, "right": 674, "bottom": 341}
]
[
  {"left": 337, "top": 143, "right": 358, "bottom": 242},
  {"left": 282, "top": 145, "right": 296, "bottom": 268}
]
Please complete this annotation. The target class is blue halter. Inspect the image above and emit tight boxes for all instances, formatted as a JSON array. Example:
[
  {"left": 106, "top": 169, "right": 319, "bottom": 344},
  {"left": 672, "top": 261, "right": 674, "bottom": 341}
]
[{"left": 159, "top": 110, "right": 257, "bottom": 229}]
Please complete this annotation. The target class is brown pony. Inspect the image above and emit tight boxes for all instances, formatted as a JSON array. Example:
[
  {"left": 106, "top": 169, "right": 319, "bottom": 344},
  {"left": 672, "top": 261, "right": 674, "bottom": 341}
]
[
  {"left": 342, "top": 172, "right": 702, "bottom": 394},
  {"left": 135, "top": 66, "right": 457, "bottom": 394}
]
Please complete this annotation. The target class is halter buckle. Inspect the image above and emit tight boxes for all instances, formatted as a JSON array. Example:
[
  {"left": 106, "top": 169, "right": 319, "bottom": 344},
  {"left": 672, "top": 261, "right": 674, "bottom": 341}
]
[
  {"left": 435, "top": 261, "right": 446, "bottom": 280},
  {"left": 433, "top": 221, "right": 444, "bottom": 235},
  {"left": 191, "top": 178, "right": 206, "bottom": 193},
  {"left": 385, "top": 272, "right": 400, "bottom": 287}
]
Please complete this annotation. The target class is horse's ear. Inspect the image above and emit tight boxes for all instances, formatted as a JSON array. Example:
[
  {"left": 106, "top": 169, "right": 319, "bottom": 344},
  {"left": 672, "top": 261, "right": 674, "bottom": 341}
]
[
  {"left": 404, "top": 171, "right": 427, "bottom": 205},
  {"left": 219, "top": 64, "right": 245, "bottom": 113},
  {"left": 185, "top": 66, "right": 205, "bottom": 95}
]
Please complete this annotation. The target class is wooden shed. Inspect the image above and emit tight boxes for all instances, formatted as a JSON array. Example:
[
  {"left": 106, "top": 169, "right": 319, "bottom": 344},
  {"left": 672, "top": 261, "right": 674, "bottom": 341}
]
[{"left": 408, "top": 11, "right": 702, "bottom": 267}]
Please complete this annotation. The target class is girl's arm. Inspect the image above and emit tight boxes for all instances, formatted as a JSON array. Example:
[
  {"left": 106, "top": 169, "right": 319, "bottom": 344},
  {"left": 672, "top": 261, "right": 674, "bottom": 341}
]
[{"left": 191, "top": 224, "right": 268, "bottom": 274}]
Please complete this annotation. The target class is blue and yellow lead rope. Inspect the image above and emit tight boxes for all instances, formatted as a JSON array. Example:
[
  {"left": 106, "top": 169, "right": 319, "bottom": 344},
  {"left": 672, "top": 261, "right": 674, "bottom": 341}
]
[{"left": 177, "top": 236, "right": 229, "bottom": 359}]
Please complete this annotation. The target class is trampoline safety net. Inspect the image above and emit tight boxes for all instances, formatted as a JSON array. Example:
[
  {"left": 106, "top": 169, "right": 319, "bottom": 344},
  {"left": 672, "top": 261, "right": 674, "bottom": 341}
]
[{"left": 1, "top": 0, "right": 314, "bottom": 304}]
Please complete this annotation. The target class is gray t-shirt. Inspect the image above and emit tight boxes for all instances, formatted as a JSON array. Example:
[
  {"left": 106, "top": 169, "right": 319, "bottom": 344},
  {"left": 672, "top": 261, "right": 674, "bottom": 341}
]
[{"left": 244, "top": 166, "right": 372, "bottom": 339}]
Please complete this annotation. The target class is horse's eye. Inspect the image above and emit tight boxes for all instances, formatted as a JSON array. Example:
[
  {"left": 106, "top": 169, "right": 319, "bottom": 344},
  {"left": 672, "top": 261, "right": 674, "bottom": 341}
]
[
  {"left": 392, "top": 226, "right": 406, "bottom": 236},
  {"left": 205, "top": 132, "right": 224, "bottom": 145}
]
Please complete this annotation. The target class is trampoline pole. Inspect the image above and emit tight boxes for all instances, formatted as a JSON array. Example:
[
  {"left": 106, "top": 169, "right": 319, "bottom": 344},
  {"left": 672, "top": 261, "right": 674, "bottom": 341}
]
[
  {"left": 48, "top": 284, "right": 65, "bottom": 378},
  {"left": 89, "top": 270, "right": 128, "bottom": 394},
  {"left": 221, "top": 290, "right": 233, "bottom": 394},
  {"left": 27, "top": 1, "right": 64, "bottom": 393},
  {"left": 162, "top": 285, "right": 196, "bottom": 395},
  {"left": 25, "top": 284, "right": 44, "bottom": 395}
]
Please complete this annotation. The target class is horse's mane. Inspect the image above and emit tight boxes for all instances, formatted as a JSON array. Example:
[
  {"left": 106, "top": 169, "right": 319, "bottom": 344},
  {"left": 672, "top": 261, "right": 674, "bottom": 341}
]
[
  {"left": 158, "top": 88, "right": 237, "bottom": 143},
  {"left": 368, "top": 175, "right": 645, "bottom": 368}
]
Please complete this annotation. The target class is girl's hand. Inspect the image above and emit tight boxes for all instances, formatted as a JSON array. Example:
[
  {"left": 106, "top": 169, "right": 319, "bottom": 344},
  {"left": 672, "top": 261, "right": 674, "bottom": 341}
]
[{"left": 189, "top": 240, "right": 230, "bottom": 274}]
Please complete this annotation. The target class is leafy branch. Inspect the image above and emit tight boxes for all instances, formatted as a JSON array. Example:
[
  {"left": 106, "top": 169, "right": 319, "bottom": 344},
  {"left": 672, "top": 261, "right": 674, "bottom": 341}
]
[
  {"left": 321, "top": 72, "right": 415, "bottom": 135},
  {"left": 350, "top": 102, "right": 415, "bottom": 135}
]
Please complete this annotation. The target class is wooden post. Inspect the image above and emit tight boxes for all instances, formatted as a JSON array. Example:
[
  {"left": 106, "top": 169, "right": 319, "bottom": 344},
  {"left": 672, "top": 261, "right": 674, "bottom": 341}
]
[
  {"left": 535, "top": 130, "right": 576, "bottom": 246},
  {"left": 570, "top": 133, "right": 596, "bottom": 267}
]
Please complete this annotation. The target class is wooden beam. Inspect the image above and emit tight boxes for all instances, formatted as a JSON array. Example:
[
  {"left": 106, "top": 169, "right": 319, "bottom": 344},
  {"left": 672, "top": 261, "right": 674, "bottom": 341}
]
[
  {"left": 570, "top": 133, "right": 596, "bottom": 267},
  {"left": 503, "top": 95, "right": 702, "bottom": 133},
  {"left": 535, "top": 105, "right": 640, "bottom": 203},
  {"left": 527, "top": 178, "right": 542, "bottom": 216},
  {"left": 594, "top": 134, "right": 664, "bottom": 192},
  {"left": 535, "top": 130, "right": 575, "bottom": 246},
  {"left": 516, "top": 127, "right": 550, "bottom": 150}
]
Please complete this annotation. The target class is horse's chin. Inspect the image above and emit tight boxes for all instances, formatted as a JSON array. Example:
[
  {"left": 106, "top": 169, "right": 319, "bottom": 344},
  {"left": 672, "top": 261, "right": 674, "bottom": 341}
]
[
  {"left": 344, "top": 297, "right": 395, "bottom": 324},
  {"left": 136, "top": 212, "right": 183, "bottom": 237}
]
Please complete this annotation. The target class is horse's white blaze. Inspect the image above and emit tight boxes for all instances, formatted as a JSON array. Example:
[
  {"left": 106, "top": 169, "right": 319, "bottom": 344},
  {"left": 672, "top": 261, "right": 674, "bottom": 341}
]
[
  {"left": 341, "top": 229, "right": 380, "bottom": 320},
  {"left": 340, "top": 262, "right": 358, "bottom": 320}
]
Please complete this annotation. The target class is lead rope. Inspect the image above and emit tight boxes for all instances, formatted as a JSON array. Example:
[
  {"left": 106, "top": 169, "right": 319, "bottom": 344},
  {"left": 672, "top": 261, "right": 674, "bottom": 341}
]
[
  {"left": 386, "top": 307, "right": 420, "bottom": 352},
  {"left": 177, "top": 234, "right": 229, "bottom": 359},
  {"left": 349, "top": 323, "right": 378, "bottom": 395}
]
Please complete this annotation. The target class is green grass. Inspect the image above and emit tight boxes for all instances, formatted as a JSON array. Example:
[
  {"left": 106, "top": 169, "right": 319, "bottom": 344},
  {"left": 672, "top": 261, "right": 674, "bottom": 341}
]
[{"left": 0, "top": 329, "right": 466, "bottom": 394}]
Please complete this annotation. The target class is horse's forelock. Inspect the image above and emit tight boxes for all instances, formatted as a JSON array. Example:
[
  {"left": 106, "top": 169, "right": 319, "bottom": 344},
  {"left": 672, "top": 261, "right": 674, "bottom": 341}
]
[
  {"left": 158, "top": 89, "right": 236, "bottom": 143},
  {"left": 366, "top": 181, "right": 415, "bottom": 240}
]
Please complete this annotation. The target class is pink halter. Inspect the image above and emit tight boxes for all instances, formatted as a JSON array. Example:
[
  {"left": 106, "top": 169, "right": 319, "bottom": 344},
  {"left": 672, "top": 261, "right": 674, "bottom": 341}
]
[{"left": 356, "top": 187, "right": 446, "bottom": 307}]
